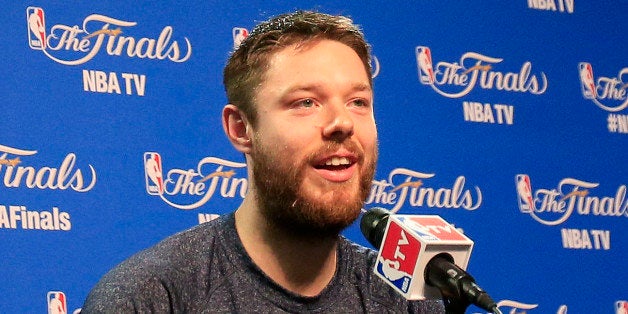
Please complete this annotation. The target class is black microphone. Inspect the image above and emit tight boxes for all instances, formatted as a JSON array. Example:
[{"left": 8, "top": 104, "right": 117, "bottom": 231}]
[{"left": 360, "top": 207, "right": 501, "bottom": 314}]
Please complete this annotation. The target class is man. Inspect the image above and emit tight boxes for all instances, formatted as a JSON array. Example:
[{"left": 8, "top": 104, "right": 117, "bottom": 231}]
[{"left": 83, "top": 11, "right": 444, "bottom": 313}]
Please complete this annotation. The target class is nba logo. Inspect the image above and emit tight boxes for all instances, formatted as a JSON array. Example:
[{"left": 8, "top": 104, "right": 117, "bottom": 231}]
[
  {"left": 404, "top": 216, "right": 468, "bottom": 241},
  {"left": 144, "top": 152, "right": 164, "bottom": 195},
  {"left": 47, "top": 291, "right": 67, "bottom": 314},
  {"left": 398, "top": 217, "right": 439, "bottom": 241},
  {"left": 617, "top": 301, "right": 628, "bottom": 314},
  {"left": 579, "top": 62, "right": 596, "bottom": 99},
  {"left": 416, "top": 46, "right": 435, "bottom": 84},
  {"left": 515, "top": 174, "right": 535, "bottom": 213},
  {"left": 27, "top": 7, "right": 46, "bottom": 50},
  {"left": 374, "top": 221, "right": 421, "bottom": 293},
  {"left": 232, "top": 27, "right": 249, "bottom": 49}
]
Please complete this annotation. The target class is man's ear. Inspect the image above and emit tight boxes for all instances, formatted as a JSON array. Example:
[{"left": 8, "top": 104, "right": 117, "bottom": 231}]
[{"left": 222, "top": 104, "right": 252, "bottom": 153}]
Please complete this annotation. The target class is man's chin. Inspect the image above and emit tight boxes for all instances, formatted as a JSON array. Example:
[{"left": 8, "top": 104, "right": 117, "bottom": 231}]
[
  {"left": 266, "top": 196, "right": 361, "bottom": 238},
  {"left": 298, "top": 198, "right": 362, "bottom": 233}
]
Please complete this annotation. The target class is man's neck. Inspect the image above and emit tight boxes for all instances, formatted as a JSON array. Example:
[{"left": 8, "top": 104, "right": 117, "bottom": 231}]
[{"left": 234, "top": 200, "right": 339, "bottom": 297}]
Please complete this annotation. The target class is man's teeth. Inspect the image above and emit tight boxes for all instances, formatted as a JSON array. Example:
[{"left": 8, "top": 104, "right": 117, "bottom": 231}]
[{"left": 324, "top": 157, "right": 351, "bottom": 166}]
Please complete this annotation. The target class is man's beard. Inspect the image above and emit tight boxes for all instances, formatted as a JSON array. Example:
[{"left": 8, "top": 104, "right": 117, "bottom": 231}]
[{"left": 250, "top": 137, "right": 377, "bottom": 238}]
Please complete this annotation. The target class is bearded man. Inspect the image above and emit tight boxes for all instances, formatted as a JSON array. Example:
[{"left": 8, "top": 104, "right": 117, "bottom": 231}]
[{"left": 82, "top": 11, "right": 444, "bottom": 313}]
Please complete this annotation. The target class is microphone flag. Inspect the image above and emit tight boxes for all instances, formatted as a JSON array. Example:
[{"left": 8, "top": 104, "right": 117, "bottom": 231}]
[{"left": 373, "top": 214, "right": 474, "bottom": 300}]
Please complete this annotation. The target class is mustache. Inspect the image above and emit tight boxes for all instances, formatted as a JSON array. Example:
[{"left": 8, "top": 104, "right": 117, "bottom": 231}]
[{"left": 307, "top": 140, "right": 365, "bottom": 164}]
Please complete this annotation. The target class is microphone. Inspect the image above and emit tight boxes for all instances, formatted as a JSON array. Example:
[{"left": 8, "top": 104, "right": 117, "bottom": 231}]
[{"left": 361, "top": 207, "right": 500, "bottom": 314}]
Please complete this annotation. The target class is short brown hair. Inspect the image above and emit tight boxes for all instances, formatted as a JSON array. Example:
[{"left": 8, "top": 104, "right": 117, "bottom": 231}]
[{"left": 223, "top": 11, "right": 372, "bottom": 126}]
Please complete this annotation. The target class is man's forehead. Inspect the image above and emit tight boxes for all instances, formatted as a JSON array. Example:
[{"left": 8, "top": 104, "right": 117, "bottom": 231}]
[{"left": 264, "top": 40, "right": 369, "bottom": 78}]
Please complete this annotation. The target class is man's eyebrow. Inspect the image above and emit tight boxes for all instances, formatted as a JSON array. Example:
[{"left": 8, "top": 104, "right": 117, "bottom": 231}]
[
  {"left": 281, "top": 82, "right": 372, "bottom": 95},
  {"left": 282, "top": 84, "right": 323, "bottom": 94},
  {"left": 350, "top": 82, "right": 372, "bottom": 92}
]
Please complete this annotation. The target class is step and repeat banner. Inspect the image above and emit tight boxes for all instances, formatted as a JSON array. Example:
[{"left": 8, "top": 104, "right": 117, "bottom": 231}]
[{"left": 2, "top": 1, "right": 626, "bottom": 313}]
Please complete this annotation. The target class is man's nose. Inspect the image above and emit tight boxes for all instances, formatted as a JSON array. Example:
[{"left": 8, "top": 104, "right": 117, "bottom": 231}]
[{"left": 321, "top": 103, "right": 354, "bottom": 141}]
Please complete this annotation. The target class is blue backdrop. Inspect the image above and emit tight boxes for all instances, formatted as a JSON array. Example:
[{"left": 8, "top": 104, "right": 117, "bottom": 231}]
[{"left": 3, "top": 1, "right": 627, "bottom": 313}]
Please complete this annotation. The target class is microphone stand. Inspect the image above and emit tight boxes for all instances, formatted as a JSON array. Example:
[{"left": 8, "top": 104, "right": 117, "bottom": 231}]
[
  {"left": 443, "top": 297, "right": 471, "bottom": 314},
  {"left": 442, "top": 293, "right": 502, "bottom": 314},
  {"left": 426, "top": 256, "right": 502, "bottom": 314},
  {"left": 444, "top": 298, "right": 502, "bottom": 314}
]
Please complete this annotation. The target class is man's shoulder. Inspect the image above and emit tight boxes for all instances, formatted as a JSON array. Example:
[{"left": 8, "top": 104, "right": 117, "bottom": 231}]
[
  {"left": 150, "top": 215, "right": 227, "bottom": 256},
  {"left": 82, "top": 214, "right": 234, "bottom": 312},
  {"left": 128, "top": 214, "right": 229, "bottom": 269}
]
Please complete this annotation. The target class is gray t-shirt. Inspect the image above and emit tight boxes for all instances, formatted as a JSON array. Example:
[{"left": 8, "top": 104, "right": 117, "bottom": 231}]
[{"left": 82, "top": 213, "right": 445, "bottom": 313}]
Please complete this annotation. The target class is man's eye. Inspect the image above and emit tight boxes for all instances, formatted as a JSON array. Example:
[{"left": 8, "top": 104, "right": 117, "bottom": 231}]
[
  {"left": 351, "top": 99, "right": 369, "bottom": 107},
  {"left": 297, "top": 98, "right": 315, "bottom": 108}
]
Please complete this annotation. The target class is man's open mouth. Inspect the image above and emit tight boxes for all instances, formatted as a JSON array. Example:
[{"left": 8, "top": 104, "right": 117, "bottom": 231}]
[{"left": 314, "top": 156, "right": 355, "bottom": 171}]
